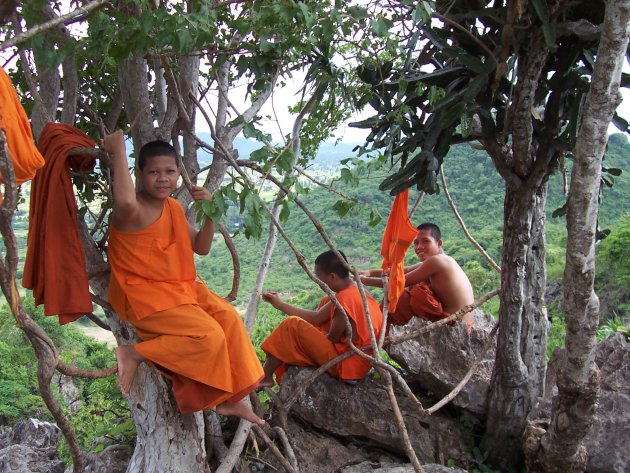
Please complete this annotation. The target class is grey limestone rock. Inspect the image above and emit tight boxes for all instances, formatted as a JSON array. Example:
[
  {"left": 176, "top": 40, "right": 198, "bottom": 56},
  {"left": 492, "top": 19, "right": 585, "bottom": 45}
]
[
  {"left": 276, "top": 367, "right": 473, "bottom": 468},
  {"left": 386, "top": 309, "right": 496, "bottom": 418}
]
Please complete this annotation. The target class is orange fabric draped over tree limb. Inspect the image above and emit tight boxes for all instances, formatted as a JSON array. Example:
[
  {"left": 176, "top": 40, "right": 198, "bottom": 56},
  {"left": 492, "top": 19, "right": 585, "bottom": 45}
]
[
  {"left": 0, "top": 67, "right": 45, "bottom": 197},
  {"left": 23, "top": 123, "right": 96, "bottom": 324},
  {"left": 380, "top": 188, "right": 417, "bottom": 312}
]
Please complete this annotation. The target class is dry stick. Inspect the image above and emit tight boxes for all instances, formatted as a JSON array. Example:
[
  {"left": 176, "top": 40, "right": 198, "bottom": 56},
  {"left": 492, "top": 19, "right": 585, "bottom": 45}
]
[
  {"left": 84, "top": 312, "right": 111, "bottom": 331},
  {"left": 292, "top": 165, "right": 353, "bottom": 199},
  {"left": 426, "top": 322, "right": 499, "bottom": 415},
  {"left": 193, "top": 107, "right": 430, "bottom": 468},
  {"left": 57, "top": 362, "right": 117, "bottom": 379},
  {"left": 378, "top": 274, "right": 390, "bottom": 348},
  {"left": 251, "top": 425, "right": 297, "bottom": 473},
  {"left": 17, "top": 48, "right": 53, "bottom": 124},
  {"left": 382, "top": 369, "right": 425, "bottom": 473},
  {"left": 440, "top": 170, "right": 501, "bottom": 273},
  {"left": 243, "top": 85, "right": 324, "bottom": 333},
  {"left": 272, "top": 426, "right": 300, "bottom": 473},
  {"left": 217, "top": 224, "right": 240, "bottom": 301},
  {"left": 0, "top": 0, "right": 109, "bottom": 51},
  {"left": 409, "top": 191, "right": 425, "bottom": 218},
  {"left": 386, "top": 287, "right": 501, "bottom": 346},
  {"left": 0, "top": 133, "right": 85, "bottom": 472},
  {"left": 177, "top": 161, "right": 240, "bottom": 301}
]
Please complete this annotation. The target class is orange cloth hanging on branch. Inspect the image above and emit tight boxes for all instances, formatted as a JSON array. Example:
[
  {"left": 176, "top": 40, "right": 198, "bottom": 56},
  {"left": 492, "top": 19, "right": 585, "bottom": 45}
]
[
  {"left": 380, "top": 188, "right": 418, "bottom": 312},
  {"left": 22, "top": 123, "right": 96, "bottom": 324},
  {"left": 0, "top": 67, "right": 45, "bottom": 198}
]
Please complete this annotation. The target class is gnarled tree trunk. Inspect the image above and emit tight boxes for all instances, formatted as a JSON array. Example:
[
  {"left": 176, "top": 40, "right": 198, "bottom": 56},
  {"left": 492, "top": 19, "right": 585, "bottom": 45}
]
[
  {"left": 483, "top": 180, "right": 549, "bottom": 467},
  {"left": 524, "top": 1, "right": 630, "bottom": 471}
]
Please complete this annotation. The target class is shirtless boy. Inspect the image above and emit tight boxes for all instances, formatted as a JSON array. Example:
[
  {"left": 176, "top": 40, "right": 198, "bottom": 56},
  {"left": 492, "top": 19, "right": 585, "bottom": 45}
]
[
  {"left": 102, "top": 130, "right": 264, "bottom": 424},
  {"left": 361, "top": 223, "right": 475, "bottom": 330},
  {"left": 259, "top": 250, "right": 383, "bottom": 387}
]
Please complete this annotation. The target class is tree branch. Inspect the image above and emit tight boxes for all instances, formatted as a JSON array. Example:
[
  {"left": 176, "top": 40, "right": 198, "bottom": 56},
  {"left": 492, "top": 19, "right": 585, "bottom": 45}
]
[{"left": 0, "top": 0, "right": 109, "bottom": 52}]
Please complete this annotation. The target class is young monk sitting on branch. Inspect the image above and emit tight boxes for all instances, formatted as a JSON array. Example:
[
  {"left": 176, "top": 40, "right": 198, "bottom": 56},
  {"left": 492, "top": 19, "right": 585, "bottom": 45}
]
[
  {"left": 360, "top": 223, "right": 475, "bottom": 331},
  {"left": 259, "top": 250, "right": 383, "bottom": 388},
  {"left": 101, "top": 130, "right": 264, "bottom": 425}
]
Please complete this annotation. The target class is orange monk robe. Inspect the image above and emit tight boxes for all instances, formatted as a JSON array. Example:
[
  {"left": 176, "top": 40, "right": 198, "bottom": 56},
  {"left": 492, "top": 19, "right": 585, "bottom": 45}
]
[
  {"left": 380, "top": 189, "right": 418, "bottom": 313},
  {"left": 261, "top": 284, "right": 383, "bottom": 384},
  {"left": 108, "top": 197, "right": 263, "bottom": 414},
  {"left": 388, "top": 282, "right": 452, "bottom": 327},
  {"left": 22, "top": 123, "right": 95, "bottom": 324},
  {"left": 0, "top": 67, "right": 45, "bottom": 198}
]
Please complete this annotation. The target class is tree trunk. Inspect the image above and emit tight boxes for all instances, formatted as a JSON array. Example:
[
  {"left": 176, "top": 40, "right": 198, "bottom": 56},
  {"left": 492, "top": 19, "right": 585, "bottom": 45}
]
[
  {"left": 483, "top": 180, "right": 549, "bottom": 468},
  {"left": 524, "top": 1, "right": 630, "bottom": 471}
]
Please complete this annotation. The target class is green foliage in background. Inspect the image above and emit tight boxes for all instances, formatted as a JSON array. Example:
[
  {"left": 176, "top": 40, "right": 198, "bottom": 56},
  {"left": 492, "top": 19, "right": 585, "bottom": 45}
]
[{"left": 0, "top": 296, "right": 133, "bottom": 455}]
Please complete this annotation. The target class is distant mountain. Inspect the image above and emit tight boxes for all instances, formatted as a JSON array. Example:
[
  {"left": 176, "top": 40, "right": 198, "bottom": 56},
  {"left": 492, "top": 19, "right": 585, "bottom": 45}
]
[{"left": 195, "top": 132, "right": 364, "bottom": 168}]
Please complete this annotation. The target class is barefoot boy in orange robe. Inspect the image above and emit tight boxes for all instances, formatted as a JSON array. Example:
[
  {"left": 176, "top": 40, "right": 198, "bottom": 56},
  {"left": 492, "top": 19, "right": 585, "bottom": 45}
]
[
  {"left": 259, "top": 250, "right": 383, "bottom": 387},
  {"left": 102, "top": 130, "right": 263, "bottom": 424}
]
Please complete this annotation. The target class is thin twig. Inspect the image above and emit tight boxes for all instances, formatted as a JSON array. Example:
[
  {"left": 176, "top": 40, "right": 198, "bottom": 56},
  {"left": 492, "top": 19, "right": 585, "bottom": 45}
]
[
  {"left": 1, "top": 0, "right": 109, "bottom": 52},
  {"left": 251, "top": 425, "right": 297, "bottom": 473},
  {"left": 440, "top": 169, "right": 501, "bottom": 273},
  {"left": 426, "top": 322, "right": 499, "bottom": 414}
]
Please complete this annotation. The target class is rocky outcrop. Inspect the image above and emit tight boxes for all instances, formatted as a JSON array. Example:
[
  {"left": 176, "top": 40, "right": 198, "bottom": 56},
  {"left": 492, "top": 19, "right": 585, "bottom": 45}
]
[
  {"left": 0, "top": 443, "right": 64, "bottom": 473},
  {"left": 529, "top": 333, "right": 630, "bottom": 473},
  {"left": 339, "top": 462, "right": 468, "bottom": 473},
  {"left": 10, "top": 419, "right": 60, "bottom": 449},
  {"left": 274, "top": 367, "right": 474, "bottom": 470},
  {"left": 0, "top": 418, "right": 132, "bottom": 473},
  {"left": 386, "top": 309, "right": 496, "bottom": 418},
  {"left": 69, "top": 445, "right": 133, "bottom": 473}
]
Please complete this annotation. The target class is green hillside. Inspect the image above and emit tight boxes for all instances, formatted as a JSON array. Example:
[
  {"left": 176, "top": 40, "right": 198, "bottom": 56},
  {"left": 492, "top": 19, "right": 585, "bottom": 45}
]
[{"left": 199, "top": 134, "right": 630, "bottom": 323}]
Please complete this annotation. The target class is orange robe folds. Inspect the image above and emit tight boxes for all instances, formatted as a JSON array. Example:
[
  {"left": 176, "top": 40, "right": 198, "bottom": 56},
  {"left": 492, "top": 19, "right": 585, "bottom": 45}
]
[
  {"left": 108, "top": 197, "right": 263, "bottom": 414},
  {"left": 388, "top": 282, "right": 450, "bottom": 327},
  {"left": 0, "top": 67, "right": 45, "bottom": 198},
  {"left": 22, "top": 123, "right": 95, "bottom": 324},
  {"left": 261, "top": 285, "right": 383, "bottom": 383},
  {"left": 380, "top": 189, "right": 417, "bottom": 312}
]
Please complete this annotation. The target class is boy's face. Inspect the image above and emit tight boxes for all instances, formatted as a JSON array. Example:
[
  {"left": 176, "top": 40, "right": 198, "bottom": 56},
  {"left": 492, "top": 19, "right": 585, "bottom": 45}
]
[
  {"left": 315, "top": 264, "right": 339, "bottom": 291},
  {"left": 136, "top": 155, "right": 180, "bottom": 199},
  {"left": 413, "top": 229, "right": 442, "bottom": 261}
]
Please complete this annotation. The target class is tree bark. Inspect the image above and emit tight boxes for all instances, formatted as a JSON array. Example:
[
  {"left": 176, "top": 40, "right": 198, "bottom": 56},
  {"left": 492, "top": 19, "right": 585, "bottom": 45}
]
[
  {"left": 525, "top": 1, "right": 630, "bottom": 471},
  {"left": 483, "top": 180, "right": 549, "bottom": 468}
]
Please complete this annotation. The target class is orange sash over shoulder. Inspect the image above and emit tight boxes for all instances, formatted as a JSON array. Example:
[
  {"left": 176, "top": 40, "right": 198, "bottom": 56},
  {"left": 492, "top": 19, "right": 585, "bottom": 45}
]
[
  {"left": 332, "top": 285, "right": 383, "bottom": 380},
  {"left": 108, "top": 197, "right": 263, "bottom": 413},
  {"left": 108, "top": 197, "right": 198, "bottom": 319},
  {"left": 0, "top": 67, "right": 45, "bottom": 191},
  {"left": 380, "top": 189, "right": 417, "bottom": 312},
  {"left": 22, "top": 123, "right": 95, "bottom": 324}
]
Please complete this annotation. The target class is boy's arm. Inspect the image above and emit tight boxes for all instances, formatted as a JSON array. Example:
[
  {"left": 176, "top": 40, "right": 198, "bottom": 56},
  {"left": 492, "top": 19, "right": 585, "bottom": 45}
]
[
  {"left": 326, "top": 307, "right": 351, "bottom": 343},
  {"left": 101, "top": 131, "right": 139, "bottom": 226},
  {"left": 262, "top": 292, "right": 331, "bottom": 325},
  {"left": 360, "top": 275, "right": 384, "bottom": 288},
  {"left": 403, "top": 256, "right": 443, "bottom": 287},
  {"left": 359, "top": 261, "right": 423, "bottom": 286},
  {"left": 188, "top": 185, "right": 215, "bottom": 255}
]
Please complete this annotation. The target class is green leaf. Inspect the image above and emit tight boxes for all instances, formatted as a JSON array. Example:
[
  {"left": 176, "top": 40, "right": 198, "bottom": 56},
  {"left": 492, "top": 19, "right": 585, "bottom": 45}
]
[
  {"left": 530, "top": 0, "right": 556, "bottom": 47},
  {"left": 604, "top": 167, "right": 623, "bottom": 177},
  {"left": 371, "top": 17, "right": 393, "bottom": 37},
  {"left": 250, "top": 147, "right": 270, "bottom": 162},
  {"left": 332, "top": 199, "right": 357, "bottom": 218},
  {"left": 552, "top": 204, "right": 567, "bottom": 218},
  {"left": 368, "top": 208, "right": 382, "bottom": 227},
  {"left": 279, "top": 200, "right": 290, "bottom": 222}
]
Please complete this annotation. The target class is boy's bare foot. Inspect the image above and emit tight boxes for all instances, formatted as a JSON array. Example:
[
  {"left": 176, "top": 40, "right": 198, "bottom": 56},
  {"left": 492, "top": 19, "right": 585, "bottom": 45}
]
[
  {"left": 257, "top": 376, "right": 275, "bottom": 389},
  {"left": 116, "top": 345, "right": 145, "bottom": 397},
  {"left": 216, "top": 400, "right": 265, "bottom": 426}
]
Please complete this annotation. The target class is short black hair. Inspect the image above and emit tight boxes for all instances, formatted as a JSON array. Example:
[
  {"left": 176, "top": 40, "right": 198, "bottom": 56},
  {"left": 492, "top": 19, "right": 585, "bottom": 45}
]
[
  {"left": 417, "top": 223, "right": 441, "bottom": 241},
  {"left": 314, "top": 250, "right": 350, "bottom": 278},
  {"left": 137, "top": 140, "right": 180, "bottom": 170}
]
